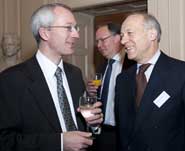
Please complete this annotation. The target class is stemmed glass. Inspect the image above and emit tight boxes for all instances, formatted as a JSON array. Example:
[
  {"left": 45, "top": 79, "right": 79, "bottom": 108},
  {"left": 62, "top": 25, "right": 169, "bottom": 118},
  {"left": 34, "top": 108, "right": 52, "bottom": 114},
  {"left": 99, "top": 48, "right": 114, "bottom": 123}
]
[
  {"left": 92, "top": 73, "right": 102, "bottom": 100},
  {"left": 79, "top": 95, "right": 97, "bottom": 139},
  {"left": 92, "top": 73, "right": 102, "bottom": 87}
]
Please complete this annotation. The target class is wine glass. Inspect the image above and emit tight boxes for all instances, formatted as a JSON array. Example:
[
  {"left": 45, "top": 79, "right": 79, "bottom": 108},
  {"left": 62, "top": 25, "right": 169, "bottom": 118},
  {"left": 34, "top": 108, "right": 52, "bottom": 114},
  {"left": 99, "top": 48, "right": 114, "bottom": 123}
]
[
  {"left": 92, "top": 73, "right": 102, "bottom": 87},
  {"left": 91, "top": 73, "right": 102, "bottom": 100},
  {"left": 79, "top": 96, "right": 97, "bottom": 138}
]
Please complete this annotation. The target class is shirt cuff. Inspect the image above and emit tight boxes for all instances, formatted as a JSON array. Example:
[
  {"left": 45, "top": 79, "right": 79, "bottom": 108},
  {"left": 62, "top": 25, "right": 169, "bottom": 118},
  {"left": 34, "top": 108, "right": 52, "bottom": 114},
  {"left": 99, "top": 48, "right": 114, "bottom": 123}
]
[{"left": 61, "top": 133, "right": 63, "bottom": 151}]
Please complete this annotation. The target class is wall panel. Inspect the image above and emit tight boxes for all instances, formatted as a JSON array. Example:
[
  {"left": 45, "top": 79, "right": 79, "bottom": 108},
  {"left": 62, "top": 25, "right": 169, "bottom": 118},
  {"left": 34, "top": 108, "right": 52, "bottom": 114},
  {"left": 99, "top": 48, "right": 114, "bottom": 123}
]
[{"left": 148, "top": 0, "right": 185, "bottom": 61}]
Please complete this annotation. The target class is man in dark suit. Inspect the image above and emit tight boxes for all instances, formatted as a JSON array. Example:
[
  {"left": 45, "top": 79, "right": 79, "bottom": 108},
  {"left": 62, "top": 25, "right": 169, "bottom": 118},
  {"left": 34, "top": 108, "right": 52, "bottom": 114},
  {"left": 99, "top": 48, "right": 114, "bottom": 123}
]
[
  {"left": 88, "top": 23, "right": 135, "bottom": 151},
  {"left": 0, "top": 3, "right": 103, "bottom": 151},
  {"left": 115, "top": 12, "right": 185, "bottom": 151}
]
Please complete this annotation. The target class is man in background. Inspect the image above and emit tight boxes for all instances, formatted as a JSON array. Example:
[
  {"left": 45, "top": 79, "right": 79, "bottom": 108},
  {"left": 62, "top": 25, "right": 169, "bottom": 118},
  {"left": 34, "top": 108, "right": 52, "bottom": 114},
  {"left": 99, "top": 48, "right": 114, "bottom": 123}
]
[
  {"left": 115, "top": 12, "right": 185, "bottom": 151},
  {"left": 0, "top": 3, "right": 102, "bottom": 151},
  {"left": 88, "top": 23, "right": 135, "bottom": 151}
]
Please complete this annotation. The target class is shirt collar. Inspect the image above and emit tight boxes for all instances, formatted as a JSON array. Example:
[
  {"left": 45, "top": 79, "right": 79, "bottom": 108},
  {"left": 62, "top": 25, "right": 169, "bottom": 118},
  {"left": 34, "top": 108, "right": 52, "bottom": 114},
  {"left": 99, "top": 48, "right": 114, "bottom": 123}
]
[
  {"left": 36, "top": 50, "right": 64, "bottom": 78},
  {"left": 137, "top": 49, "right": 161, "bottom": 67},
  {"left": 111, "top": 53, "right": 122, "bottom": 62}
]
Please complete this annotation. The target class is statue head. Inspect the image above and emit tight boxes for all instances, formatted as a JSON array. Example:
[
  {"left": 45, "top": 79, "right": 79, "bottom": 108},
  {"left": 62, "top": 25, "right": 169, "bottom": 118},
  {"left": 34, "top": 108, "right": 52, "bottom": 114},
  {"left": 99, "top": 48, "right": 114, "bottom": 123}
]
[{"left": 1, "top": 33, "right": 21, "bottom": 57}]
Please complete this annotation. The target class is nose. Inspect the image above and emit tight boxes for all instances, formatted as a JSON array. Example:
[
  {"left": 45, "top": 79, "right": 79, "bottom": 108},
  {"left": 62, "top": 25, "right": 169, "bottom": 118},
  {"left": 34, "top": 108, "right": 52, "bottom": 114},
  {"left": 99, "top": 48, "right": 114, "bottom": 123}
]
[
  {"left": 121, "top": 34, "right": 128, "bottom": 45},
  {"left": 71, "top": 30, "right": 79, "bottom": 39},
  {"left": 97, "top": 40, "right": 101, "bottom": 48},
  {"left": 97, "top": 40, "right": 104, "bottom": 50}
]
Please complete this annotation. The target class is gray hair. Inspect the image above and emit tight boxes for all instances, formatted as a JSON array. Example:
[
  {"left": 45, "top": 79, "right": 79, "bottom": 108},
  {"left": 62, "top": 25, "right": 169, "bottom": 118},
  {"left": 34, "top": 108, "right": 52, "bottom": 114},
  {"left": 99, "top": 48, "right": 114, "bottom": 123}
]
[
  {"left": 143, "top": 13, "right": 161, "bottom": 42},
  {"left": 129, "top": 12, "right": 162, "bottom": 42},
  {"left": 30, "top": 3, "right": 72, "bottom": 45}
]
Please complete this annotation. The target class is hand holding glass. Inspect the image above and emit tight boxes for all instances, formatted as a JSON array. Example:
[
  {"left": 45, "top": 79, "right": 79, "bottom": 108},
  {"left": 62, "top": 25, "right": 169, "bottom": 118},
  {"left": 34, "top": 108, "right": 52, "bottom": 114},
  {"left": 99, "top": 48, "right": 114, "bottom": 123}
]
[
  {"left": 79, "top": 96, "right": 97, "bottom": 138},
  {"left": 79, "top": 96, "right": 96, "bottom": 118}
]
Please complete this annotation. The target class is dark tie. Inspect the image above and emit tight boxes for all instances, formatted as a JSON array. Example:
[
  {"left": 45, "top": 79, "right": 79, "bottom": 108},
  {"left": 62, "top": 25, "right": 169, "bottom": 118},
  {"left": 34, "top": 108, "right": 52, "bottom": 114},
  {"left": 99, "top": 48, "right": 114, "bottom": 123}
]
[
  {"left": 101, "top": 59, "right": 115, "bottom": 114},
  {"left": 55, "top": 67, "right": 77, "bottom": 131},
  {"left": 136, "top": 64, "right": 151, "bottom": 107}
]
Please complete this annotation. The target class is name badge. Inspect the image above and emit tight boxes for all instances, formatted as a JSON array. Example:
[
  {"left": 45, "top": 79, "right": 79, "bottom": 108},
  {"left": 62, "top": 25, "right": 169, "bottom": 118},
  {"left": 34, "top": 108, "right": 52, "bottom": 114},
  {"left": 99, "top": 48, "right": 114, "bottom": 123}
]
[{"left": 153, "top": 91, "right": 170, "bottom": 108}]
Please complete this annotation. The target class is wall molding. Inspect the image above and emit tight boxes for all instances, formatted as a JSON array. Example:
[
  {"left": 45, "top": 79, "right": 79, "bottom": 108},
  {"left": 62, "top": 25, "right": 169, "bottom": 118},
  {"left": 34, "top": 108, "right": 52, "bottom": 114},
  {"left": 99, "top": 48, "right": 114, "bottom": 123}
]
[{"left": 148, "top": 0, "right": 185, "bottom": 61}]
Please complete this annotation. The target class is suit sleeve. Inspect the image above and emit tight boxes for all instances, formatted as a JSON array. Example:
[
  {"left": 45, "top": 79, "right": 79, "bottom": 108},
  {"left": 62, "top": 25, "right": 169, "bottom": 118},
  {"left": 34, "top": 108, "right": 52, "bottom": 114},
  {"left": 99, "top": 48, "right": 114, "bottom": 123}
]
[{"left": 183, "top": 81, "right": 185, "bottom": 148}]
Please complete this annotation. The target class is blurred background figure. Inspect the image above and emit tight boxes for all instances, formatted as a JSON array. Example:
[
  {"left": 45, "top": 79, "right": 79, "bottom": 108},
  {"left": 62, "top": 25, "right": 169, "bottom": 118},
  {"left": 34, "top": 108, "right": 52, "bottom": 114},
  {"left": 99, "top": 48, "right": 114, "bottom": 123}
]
[
  {"left": 88, "top": 23, "right": 135, "bottom": 151},
  {"left": 0, "top": 33, "right": 21, "bottom": 72}
]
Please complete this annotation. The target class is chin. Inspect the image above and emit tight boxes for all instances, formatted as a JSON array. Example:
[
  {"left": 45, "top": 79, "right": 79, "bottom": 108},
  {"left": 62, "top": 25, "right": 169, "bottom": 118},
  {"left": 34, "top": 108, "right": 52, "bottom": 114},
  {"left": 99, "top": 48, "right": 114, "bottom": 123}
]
[{"left": 127, "top": 54, "right": 136, "bottom": 61}]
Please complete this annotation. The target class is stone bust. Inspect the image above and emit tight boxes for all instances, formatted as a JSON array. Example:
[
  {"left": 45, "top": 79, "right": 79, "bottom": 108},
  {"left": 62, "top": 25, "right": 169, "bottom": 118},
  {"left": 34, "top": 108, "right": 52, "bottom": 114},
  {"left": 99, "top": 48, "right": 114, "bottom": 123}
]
[{"left": 0, "top": 33, "right": 21, "bottom": 72}]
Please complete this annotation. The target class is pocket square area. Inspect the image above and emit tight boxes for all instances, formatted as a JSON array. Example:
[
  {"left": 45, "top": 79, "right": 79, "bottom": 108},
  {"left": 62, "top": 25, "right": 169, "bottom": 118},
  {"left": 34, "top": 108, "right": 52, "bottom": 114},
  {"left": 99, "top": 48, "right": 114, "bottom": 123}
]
[{"left": 153, "top": 91, "right": 170, "bottom": 108}]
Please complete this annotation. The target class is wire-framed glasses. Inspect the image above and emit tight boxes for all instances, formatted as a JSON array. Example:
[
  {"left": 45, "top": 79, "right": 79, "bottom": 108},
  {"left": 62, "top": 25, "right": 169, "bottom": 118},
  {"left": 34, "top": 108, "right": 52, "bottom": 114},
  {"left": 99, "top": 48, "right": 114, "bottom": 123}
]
[
  {"left": 47, "top": 25, "right": 80, "bottom": 32},
  {"left": 96, "top": 35, "right": 113, "bottom": 45}
]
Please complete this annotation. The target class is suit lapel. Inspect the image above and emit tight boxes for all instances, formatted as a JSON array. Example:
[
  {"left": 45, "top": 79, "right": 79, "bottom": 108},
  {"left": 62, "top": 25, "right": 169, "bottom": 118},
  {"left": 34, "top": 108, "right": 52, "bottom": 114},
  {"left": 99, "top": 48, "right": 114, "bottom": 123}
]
[
  {"left": 63, "top": 63, "right": 85, "bottom": 113},
  {"left": 63, "top": 63, "right": 86, "bottom": 130},
  {"left": 133, "top": 52, "right": 169, "bottom": 133},
  {"left": 24, "top": 56, "right": 61, "bottom": 131},
  {"left": 122, "top": 65, "right": 137, "bottom": 142},
  {"left": 63, "top": 63, "right": 78, "bottom": 110}
]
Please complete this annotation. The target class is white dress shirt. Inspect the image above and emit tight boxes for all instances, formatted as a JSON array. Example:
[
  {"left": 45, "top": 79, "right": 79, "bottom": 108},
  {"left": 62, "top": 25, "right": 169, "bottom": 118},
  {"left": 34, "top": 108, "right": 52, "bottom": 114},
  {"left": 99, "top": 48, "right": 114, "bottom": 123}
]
[
  {"left": 101, "top": 53, "right": 123, "bottom": 126},
  {"left": 137, "top": 50, "right": 161, "bottom": 82},
  {"left": 36, "top": 50, "right": 77, "bottom": 151}
]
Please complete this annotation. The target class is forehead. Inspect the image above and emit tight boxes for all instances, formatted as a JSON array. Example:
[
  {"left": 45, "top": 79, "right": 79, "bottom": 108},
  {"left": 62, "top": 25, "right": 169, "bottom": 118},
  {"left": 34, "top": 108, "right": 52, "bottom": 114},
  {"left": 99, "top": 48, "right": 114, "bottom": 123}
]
[
  {"left": 53, "top": 6, "right": 76, "bottom": 24},
  {"left": 121, "top": 15, "right": 144, "bottom": 31},
  {"left": 96, "top": 26, "right": 110, "bottom": 37}
]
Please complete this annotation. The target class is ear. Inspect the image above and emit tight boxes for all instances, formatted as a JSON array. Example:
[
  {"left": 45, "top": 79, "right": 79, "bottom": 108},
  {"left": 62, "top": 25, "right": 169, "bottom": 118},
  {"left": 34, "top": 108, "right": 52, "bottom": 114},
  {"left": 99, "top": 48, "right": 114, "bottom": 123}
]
[
  {"left": 149, "top": 28, "right": 157, "bottom": 41},
  {"left": 38, "top": 27, "right": 50, "bottom": 41}
]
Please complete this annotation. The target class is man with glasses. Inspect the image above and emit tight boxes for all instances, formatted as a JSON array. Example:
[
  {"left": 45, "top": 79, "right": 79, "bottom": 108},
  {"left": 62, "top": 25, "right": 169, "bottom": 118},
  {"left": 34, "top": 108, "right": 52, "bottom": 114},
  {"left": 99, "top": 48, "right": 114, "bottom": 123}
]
[
  {"left": 0, "top": 3, "right": 103, "bottom": 151},
  {"left": 88, "top": 23, "right": 135, "bottom": 151}
]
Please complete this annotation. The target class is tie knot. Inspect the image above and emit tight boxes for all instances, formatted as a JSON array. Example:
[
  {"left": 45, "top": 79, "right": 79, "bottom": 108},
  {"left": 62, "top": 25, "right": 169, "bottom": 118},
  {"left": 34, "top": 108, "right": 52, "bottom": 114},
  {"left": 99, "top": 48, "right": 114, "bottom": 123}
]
[
  {"left": 55, "top": 67, "right": 62, "bottom": 77},
  {"left": 139, "top": 63, "right": 151, "bottom": 73},
  {"left": 108, "top": 59, "right": 115, "bottom": 65}
]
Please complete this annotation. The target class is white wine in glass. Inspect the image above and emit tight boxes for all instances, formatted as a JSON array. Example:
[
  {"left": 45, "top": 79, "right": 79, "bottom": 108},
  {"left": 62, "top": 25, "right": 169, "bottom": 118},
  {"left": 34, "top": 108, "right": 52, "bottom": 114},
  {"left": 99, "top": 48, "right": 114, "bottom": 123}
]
[
  {"left": 79, "top": 96, "right": 97, "bottom": 138},
  {"left": 80, "top": 104, "right": 94, "bottom": 118},
  {"left": 79, "top": 96, "right": 96, "bottom": 118}
]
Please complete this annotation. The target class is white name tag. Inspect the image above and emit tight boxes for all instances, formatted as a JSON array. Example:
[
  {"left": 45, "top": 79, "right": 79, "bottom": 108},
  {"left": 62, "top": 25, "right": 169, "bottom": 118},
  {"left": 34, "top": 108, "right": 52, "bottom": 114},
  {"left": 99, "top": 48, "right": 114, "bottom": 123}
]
[{"left": 153, "top": 91, "right": 170, "bottom": 108}]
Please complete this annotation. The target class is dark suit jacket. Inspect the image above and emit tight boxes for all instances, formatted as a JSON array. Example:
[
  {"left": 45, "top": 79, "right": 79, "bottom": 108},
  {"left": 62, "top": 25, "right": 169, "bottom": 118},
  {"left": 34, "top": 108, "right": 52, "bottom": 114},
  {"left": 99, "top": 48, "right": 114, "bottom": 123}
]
[
  {"left": 115, "top": 52, "right": 185, "bottom": 151},
  {"left": 0, "top": 55, "right": 86, "bottom": 151}
]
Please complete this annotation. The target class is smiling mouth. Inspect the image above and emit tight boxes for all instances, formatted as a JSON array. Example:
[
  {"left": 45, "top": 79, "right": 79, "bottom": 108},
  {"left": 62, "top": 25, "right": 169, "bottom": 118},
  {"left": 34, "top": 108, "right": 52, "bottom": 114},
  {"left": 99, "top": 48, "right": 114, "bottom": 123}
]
[
  {"left": 125, "top": 46, "right": 134, "bottom": 52},
  {"left": 67, "top": 41, "right": 75, "bottom": 48}
]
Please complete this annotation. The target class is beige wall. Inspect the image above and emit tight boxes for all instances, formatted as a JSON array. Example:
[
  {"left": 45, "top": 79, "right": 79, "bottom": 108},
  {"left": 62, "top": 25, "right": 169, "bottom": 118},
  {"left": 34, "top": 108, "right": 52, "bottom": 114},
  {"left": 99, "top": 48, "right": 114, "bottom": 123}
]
[
  {"left": 0, "top": 0, "right": 184, "bottom": 61},
  {"left": 20, "top": 0, "right": 44, "bottom": 60},
  {"left": 0, "top": 0, "right": 4, "bottom": 57},
  {"left": 148, "top": 0, "right": 185, "bottom": 61},
  {"left": 0, "top": 0, "right": 21, "bottom": 57},
  {"left": 0, "top": 0, "right": 20, "bottom": 34}
]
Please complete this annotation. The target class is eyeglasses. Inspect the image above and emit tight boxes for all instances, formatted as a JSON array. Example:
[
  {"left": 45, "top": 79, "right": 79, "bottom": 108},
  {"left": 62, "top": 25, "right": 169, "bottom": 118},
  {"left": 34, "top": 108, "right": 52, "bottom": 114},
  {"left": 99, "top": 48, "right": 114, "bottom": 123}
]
[
  {"left": 47, "top": 25, "right": 80, "bottom": 32},
  {"left": 96, "top": 35, "right": 113, "bottom": 45}
]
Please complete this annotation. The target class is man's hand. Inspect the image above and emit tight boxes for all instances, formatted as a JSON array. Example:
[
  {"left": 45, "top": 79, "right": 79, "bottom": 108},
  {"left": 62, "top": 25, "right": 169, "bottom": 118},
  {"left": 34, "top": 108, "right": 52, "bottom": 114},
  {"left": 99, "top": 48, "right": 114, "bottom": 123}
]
[
  {"left": 63, "top": 131, "right": 93, "bottom": 151},
  {"left": 77, "top": 101, "right": 103, "bottom": 126},
  {"left": 85, "top": 101, "right": 103, "bottom": 125}
]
